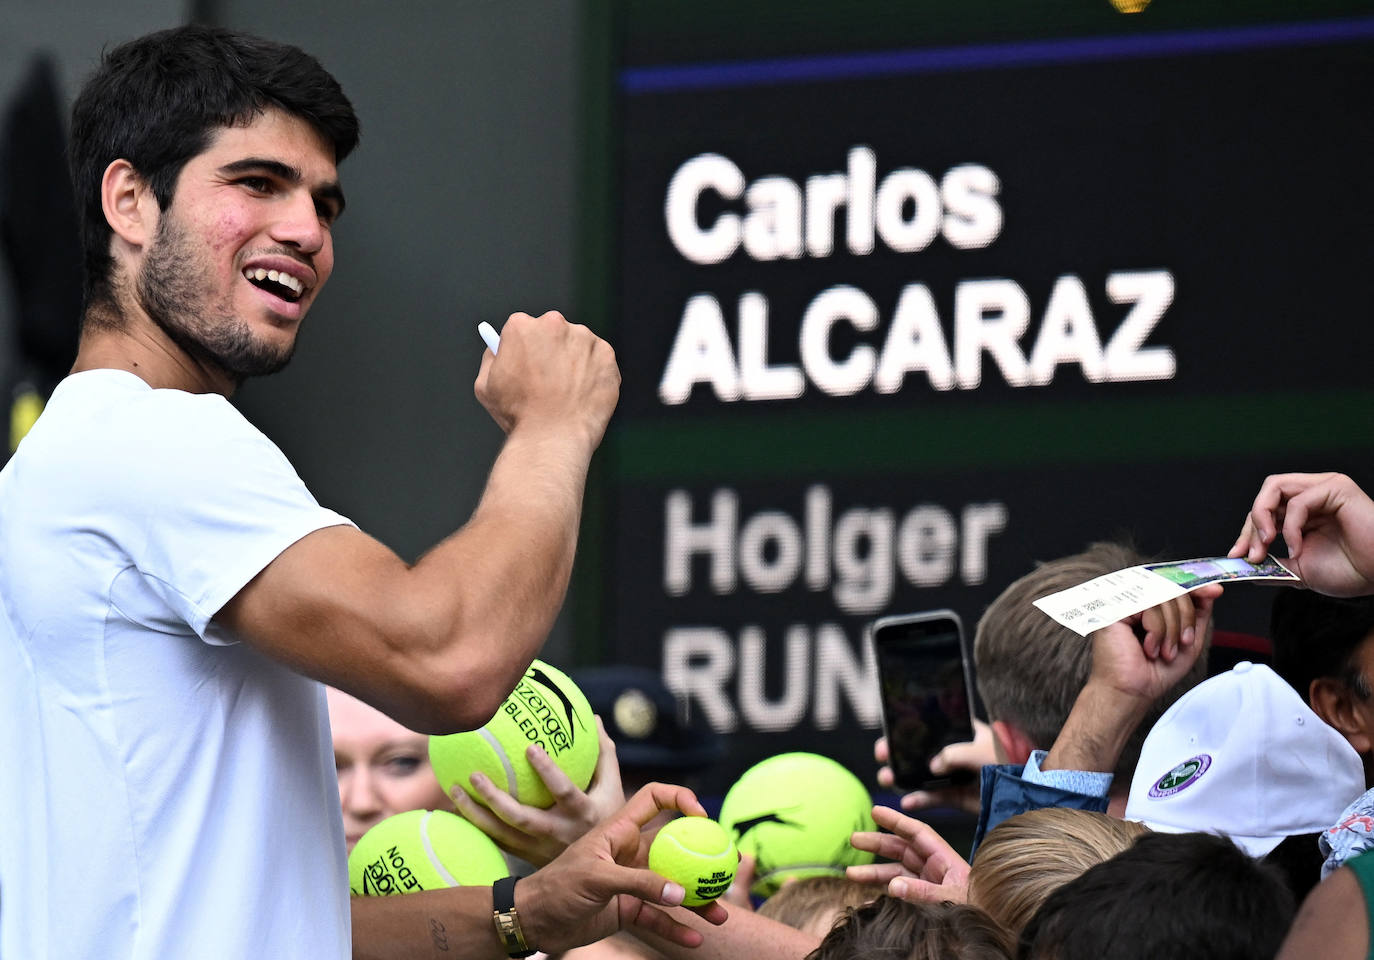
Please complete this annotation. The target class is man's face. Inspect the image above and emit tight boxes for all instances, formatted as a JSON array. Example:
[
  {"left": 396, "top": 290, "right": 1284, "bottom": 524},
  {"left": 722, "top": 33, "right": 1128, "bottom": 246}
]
[{"left": 135, "top": 108, "right": 344, "bottom": 380}]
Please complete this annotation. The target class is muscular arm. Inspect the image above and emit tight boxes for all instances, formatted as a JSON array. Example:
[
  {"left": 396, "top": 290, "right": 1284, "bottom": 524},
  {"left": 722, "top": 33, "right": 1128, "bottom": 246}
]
[{"left": 217, "top": 312, "right": 619, "bottom": 732}]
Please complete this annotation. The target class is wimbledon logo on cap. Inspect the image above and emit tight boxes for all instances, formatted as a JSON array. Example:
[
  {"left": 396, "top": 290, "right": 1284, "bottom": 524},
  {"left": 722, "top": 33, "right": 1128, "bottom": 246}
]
[{"left": 1148, "top": 754, "right": 1212, "bottom": 799}]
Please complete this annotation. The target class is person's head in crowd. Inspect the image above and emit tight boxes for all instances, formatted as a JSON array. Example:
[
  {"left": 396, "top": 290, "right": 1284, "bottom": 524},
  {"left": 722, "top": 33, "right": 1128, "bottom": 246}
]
[
  {"left": 806, "top": 896, "right": 1012, "bottom": 960},
  {"left": 68, "top": 24, "right": 358, "bottom": 327},
  {"left": 572, "top": 666, "right": 723, "bottom": 796},
  {"left": 756, "top": 876, "right": 887, "bottom": 938},
  {"left": 1018, "top": 831, "right": 1294, "bottom": 960},
  {"left": 974, "top": 542, "right": 1209, "bottom": 787},
  {"left": 967, "top": 808, "right": 1147, "bottom": 940},
  {"left": 1124, "top": 660, "right": 1364, "bottom": 898},
  {"left": 1271, "top": 588, "right": 1374, "bottom": 772},
  {"left": 326, "top": 687, "right": 450, "bottom": 852}
]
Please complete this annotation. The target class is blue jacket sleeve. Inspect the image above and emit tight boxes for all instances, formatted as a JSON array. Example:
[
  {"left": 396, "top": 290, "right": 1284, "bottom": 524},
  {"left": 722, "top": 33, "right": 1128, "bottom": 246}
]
[{"left": 970, "top": 762, "right": 1111, "bottom": 861}]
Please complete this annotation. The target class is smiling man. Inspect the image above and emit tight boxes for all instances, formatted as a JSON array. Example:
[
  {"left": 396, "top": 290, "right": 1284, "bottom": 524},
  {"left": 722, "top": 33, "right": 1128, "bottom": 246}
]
[
  {"left": 0, "top": 25, "right": 707, "bottom": 960},
  {"left": 90, "top": 108, "right": 342, "bottom": 388}
]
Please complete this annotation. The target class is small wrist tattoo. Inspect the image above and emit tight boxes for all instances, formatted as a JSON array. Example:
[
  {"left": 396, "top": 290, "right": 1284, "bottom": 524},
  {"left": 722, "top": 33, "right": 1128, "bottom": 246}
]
[{"left": 428, "top": 916, "right": 450, "bottom": 953}]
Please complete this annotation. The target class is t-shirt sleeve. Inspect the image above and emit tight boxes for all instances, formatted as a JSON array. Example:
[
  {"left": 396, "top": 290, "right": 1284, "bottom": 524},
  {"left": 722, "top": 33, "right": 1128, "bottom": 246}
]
[{"left": 114, "top": 390, "right": 354, "bottom": 644}]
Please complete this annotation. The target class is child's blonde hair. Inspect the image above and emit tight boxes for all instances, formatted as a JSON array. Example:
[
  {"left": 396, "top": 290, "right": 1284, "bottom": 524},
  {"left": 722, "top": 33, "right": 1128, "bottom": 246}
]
[
  {"left": 758, "top": 876, "right": 887, "bottom": 938},
  {"left": 968, "top": 808, "right": 1147, "bottom": 938}
]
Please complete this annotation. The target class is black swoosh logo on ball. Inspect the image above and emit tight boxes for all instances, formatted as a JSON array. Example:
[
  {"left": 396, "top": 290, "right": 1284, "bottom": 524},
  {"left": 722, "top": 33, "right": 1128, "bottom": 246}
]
[
  {"left": 529, "top": 666, "right": 587, "bottom": 741},
  {"left": 732, "top": 813, "right": 797, "bottom": 839}
]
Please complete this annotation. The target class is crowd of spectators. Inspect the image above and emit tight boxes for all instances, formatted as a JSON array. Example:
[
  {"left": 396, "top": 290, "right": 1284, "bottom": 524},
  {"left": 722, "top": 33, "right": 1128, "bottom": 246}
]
[{"left": 319, "top": 471, "right": 1374, "bottom": 959}]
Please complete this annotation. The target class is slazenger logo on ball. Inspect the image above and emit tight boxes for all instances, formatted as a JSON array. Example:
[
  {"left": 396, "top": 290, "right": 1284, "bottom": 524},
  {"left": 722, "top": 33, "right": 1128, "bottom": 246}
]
[
  {"left": 508, "top": 666, "right": 586, "bottom": 756},
  {"left": 360, "top": 846, "right": 422, "bottom": 895},
  {"left": 1148, "top": 754, "right": 1212, "bottom": 799}
]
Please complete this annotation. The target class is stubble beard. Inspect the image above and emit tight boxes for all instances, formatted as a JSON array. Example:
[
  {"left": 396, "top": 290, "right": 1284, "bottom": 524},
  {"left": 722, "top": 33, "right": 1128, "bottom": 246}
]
[{"left": 136, "top": 212, "right": 297, "bottom": 382}]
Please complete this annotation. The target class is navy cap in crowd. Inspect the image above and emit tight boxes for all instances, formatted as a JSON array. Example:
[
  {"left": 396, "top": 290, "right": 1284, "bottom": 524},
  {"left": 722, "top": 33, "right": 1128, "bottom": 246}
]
[{"left": 572, "top": 666, "right": 725, "bottom": 772}]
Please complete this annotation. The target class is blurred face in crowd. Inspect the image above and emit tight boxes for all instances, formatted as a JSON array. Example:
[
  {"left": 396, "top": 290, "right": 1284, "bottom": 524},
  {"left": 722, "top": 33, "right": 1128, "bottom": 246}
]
[
  {"left": 1345, "top": 634, "right": 1374, "bottom": 751},
  {"left": 327, "top": 687, "right": 451, "bottom": 852},
  {"left": 1320, "top": 631, "right": 1374, "bottom": 787}
]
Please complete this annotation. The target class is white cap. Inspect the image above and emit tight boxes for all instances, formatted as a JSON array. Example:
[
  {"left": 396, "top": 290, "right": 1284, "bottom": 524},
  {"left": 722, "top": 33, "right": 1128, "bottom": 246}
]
[{"left": 1126, "top": 661, "right": 1366, "bottom": 857}]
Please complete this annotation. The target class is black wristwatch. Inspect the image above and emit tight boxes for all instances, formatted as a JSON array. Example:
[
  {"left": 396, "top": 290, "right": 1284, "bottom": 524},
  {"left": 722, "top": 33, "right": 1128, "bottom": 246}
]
[{"left": 491, "top": 875, "right": 536, "bottom": 958}]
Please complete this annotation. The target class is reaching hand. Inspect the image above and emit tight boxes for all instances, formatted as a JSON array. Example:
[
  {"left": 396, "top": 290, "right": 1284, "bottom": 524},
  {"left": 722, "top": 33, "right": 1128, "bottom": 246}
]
[
  {"left": 874, "top": 722, "right": 994, "bottom": 815},
  {"left": 516, "top": 783, "right": 729, "bottom": 954},
  {"left": 1041, "top": 588, "right": 1221, "bottom": 776},
  {"left": 1087, "top": 586, "right": 1222, "bottom": 707},
  {"left": 847, "top": 805, "right": 970, "bottom": 904},
  {"left": 1230, "top": 472, "right": 1374, "bottom": 598},
  {"left": 450, "top": 716, "right": 626, "bottom": 866}
]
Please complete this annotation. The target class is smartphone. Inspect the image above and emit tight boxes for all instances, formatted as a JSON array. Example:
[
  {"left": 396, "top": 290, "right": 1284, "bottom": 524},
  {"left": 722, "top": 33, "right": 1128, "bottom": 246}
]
[{"left": 868, "top": 610, "right": 977, "bottom": 791}]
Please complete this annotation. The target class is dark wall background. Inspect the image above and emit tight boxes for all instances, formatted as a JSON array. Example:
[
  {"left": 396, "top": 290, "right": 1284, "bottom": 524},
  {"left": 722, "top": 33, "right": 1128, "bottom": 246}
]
[{"left": 0, "top": 0, "right": 185, "bottom": 439}]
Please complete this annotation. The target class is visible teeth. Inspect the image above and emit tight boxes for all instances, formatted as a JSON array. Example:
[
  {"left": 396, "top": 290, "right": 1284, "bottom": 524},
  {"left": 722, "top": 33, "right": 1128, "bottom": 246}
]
[{"left": 242, "top": 267, "right": 304, "bottom": 296}]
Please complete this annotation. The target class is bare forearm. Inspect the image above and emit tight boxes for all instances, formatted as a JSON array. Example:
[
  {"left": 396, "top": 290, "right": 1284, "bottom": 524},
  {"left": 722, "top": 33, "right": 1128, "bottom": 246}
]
[
  {"left": 633, "top": 906, "right": 820, "bottom": 960},
  {"left": 410, "top": 426, "right": 592, "bottom": 679},
  {"left": 352, "top": 889, "right": 505, "bottom": 960},
  {"left": 1041, "top": 682, "right": 1149, "bottom": 774}
]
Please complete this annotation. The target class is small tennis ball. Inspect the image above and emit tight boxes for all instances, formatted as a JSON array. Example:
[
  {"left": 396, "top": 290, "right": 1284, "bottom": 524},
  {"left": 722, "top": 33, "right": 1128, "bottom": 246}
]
[
  {"left": 348, "top": 809, "right": 508, "bottom": 896},
  {"left": 429, "top": 659, "right": 598, "bottom": 810},
  {"left": 718, "top": 752, "right": 877, "bottom": 896},
  {"left": 648, "top": 816, "right": 737, "bottom": 907}
]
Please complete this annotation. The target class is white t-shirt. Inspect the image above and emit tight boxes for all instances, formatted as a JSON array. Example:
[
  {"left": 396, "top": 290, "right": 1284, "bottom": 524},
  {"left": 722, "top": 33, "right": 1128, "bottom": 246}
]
[{"left": 0, "top": 370, "right": 354, "bottom": 960}]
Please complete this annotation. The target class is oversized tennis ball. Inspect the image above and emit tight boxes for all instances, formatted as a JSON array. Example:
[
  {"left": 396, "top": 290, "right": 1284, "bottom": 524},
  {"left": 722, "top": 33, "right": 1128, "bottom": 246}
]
[
  {"left": 718, "top": 752, "right": 877, "bottom": 896},
  {"left": 429, "top": 659, "right": 598, "bottom": 809},
  {"left": 348, "top": 809, "right": 508, "bottom": 896},
  {"left": 648, "top": 816, "right": 737, "bottom": 907}
]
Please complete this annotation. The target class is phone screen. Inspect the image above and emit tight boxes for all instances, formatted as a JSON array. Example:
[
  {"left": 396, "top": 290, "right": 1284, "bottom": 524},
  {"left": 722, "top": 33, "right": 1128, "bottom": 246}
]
[{"left": 872, "top": 612, "right": 977, "bottom": 791}]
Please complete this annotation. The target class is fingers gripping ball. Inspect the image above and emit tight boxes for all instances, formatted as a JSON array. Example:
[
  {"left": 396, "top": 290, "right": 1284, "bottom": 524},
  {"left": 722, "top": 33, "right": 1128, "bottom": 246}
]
[
  {"left": 718, "top": 752, "right": 877, "bottom": 897},
  {"left": 649, "top": 817, "right": 738, "bottom": 907},
  {"left": 348, "top": 809, "right": 508, "bottom": 896},
  {"left": 429, "top": 659, "right": 598, "bottom": 809}
]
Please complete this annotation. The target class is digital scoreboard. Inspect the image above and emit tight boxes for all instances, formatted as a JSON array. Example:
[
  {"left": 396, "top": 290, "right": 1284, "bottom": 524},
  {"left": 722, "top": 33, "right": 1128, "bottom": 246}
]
[{"left": 586, "top": 2, "right": 1374, "bottom": 790}]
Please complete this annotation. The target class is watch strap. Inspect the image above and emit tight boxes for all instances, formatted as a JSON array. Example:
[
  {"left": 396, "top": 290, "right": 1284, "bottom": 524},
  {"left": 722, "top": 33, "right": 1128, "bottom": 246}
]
[{"left": 491, "top": 875, "right": 535, "bottom": 958}]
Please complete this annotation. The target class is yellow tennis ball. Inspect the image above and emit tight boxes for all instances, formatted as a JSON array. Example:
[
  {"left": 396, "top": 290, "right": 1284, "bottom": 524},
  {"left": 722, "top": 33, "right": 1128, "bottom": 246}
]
[
  {"left": 348, "top": 809, "right": 508, "bottom": 896},
  {"left": 718, "top": 752, "right": 877, "bottom": 896},
  {"left": 429, "top": 659, "right": 598, "bottom": 809},
  {"left": 648, "top": 816, "right": 737, "bottom": 907}
]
